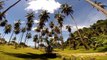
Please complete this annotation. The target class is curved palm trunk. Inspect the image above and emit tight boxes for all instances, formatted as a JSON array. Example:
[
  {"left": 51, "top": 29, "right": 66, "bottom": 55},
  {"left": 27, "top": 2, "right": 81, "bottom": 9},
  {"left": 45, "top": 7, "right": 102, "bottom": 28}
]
[
  {"left": 8, "top": 31, "right": 14, "bottom": 43},
  {"left": 86, "top": 0, "right": 107, "bottom": 16},
  {"left": 70, "top": 14, "right": 90, "bottom": 50},
  {"left": 0, "top": 0, "right": 21, "bottom": 17}
]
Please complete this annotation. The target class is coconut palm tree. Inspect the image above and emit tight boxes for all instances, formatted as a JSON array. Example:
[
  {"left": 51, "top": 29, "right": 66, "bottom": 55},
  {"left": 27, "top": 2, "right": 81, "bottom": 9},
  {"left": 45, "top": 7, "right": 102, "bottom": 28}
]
[
  {"left": 66, "top": 25, "right": 72, "bottom": 33},
  {"left": 85, "top": 0, "right": 107, "bottom": 16},
  {"left": 54, "top": 13, "right": 65, "bottom": 50},
  {"left": 0, "top": 20, "right": 8, "bottom": 27},
  {"left": 33, "top": 35, "right": 38, "bottom": 48},
  {"left": 54, "top": 26, "right": 61, "bottom": 34},
  {"left": 24, "top": 12, "right": 34, "bottom": 44},
  {"left": 19, "top": 27, "right": 26, "bottom": 44},
  {"left": 54, "top": 13, "right": 65, "bottom": 26},
  {"left": 8, "top": 20, "right": 21, "bottom": 43},
  {"left": 26, "top": 12, "right": 34, "bottom": 31},
  {"left": 35, "top": 10, "right": 50, "bottom": 48},
  {"left": 39, "top": 10, "right": 50, "bottom": 22},
  {"left": 49, "top": 21, "right": 54, "bottom": 29},
  {"left": 38, "top": 10, "right": 50, "bottom": 29},
  {"left": 60, "top": 3, "right": 90, "bottom": 49},
  {"left": 94, "top": 1, "right": 107, "bottom": 9},
  {"left": 24, "top": 32, "right": 32, "bottom": 44},
  {"left": 0, "top": 0, "right": 22, "bottom": 21},
  {"left": 3, "top": 24, "right": 12, "bottom": 38},
  {"left": 0, "top": 1, "right": 4, "bottom": 10}
]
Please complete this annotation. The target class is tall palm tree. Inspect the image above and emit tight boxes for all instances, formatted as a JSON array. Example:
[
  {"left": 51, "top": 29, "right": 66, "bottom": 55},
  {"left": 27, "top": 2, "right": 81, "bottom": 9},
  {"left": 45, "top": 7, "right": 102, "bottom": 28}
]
[
  {"left": 39, "top": 10, "right": 50, "bottom": 22},
  {"left": 24, "top": 32, "right": 32, "bottom": 44},
  {"left": 26, "top": 12, "right": 34, "bottom": 31},
  {"left": 94, "top": 1, "right": 107, "bottom": 9},
  {"left": 66, "top": 25, "right": 72, "bottom": 49},
  {"left": 54, "top": 13, "right": 65, "bottom": 50},
  {"left": 33, "top": 35, "right": 38, "bottom": 48},
  {"left": 8, "top": 20, "right": 21, "bottom": 43},
  {"left": 54, "top": 13, "right": 65, "bottom": 26},
  {"left": 3, "top": 24, "right": 12, "bottom": 38},
  {"left": 38, "top": 10, "right": 50, "bottom": 29},
  {"left": 0, "top": 20, "right": 8, "bottom": 27},
  {"left": 0, "top": 0, "right": 22, "bottom": 21},
  {"left": 60, "top": 3, "right": 90, "bottom": 49},
  {"left": 35, "top": 10, "right": 50, "bottom": 48},
  {"left": 19, "top": 27, "right": 26, "bottom": 44},
  {"left": 24, "top": 12, "right": 34, "bottom": 44},
  {"left": 85, "top": 0, "right": 107, "bottom": 16}
]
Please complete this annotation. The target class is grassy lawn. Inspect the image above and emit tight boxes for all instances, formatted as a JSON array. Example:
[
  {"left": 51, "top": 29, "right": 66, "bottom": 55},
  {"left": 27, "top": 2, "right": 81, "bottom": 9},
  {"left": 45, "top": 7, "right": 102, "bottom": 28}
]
[{"left": 0, "top": 45, "right": 107, "bottom": 60}]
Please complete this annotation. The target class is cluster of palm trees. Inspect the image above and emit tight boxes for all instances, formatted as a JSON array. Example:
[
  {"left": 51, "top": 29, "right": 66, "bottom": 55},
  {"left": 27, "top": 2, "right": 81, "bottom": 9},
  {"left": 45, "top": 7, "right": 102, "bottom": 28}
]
[{"left": 0, "top": 0, "right": 107, "bottom": 52}]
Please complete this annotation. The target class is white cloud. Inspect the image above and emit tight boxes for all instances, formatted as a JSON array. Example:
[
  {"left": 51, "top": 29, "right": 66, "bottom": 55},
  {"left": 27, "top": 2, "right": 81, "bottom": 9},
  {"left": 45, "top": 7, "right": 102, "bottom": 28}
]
[
  {"left": 34, "top": 20, "right": 39, "bottom": 23},
  {"left": 25, "top": 0, "right": 61, "bottom": 13},
  {"left": 32, "top": 27, "right": 37, "bottom": 31},
  {"left": 62, "top": 24, "right": 87, "bottom": 32}
]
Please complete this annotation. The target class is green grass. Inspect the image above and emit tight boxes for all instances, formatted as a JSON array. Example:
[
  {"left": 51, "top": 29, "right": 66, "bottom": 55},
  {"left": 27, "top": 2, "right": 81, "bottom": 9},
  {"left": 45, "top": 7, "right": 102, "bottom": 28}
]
[{"left": 0, "top": 45, "right": 107, "bottom": 60}]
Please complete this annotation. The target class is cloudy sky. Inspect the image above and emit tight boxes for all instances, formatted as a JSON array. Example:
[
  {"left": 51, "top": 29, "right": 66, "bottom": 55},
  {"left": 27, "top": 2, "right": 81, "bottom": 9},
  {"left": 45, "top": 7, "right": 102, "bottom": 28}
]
[{"left": 0, "top": 0, "right": 107, "bottom": 46}]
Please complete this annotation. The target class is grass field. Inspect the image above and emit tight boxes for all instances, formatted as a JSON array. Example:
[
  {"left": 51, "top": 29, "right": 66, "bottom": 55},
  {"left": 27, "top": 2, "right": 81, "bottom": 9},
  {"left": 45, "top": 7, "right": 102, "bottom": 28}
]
[{"left": 0, "top": 45, "right": 107, "bottom": 60}]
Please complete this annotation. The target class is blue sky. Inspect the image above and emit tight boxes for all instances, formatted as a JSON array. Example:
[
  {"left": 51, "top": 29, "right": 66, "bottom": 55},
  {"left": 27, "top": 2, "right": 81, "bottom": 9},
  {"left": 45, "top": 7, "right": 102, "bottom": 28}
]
[{"left": 0, "top": 0, "right": 107, "bottom": 46}]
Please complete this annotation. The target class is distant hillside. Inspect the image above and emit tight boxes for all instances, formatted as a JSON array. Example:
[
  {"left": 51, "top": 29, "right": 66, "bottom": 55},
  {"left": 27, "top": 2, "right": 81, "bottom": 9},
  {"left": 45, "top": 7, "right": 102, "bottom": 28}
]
[{"left": 65, "top": 19, "right": 107, "bottom": 51}]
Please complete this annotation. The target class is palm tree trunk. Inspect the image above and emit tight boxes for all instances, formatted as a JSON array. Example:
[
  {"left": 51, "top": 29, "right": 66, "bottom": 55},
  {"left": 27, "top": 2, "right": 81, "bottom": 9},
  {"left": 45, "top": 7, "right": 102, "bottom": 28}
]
[
  {"left": 20, "top": 32, "right": 24, "bottom": 44},
  {"left": 35, "top": 42, "right": 36, "bottom": 49},
  {"left": 0, "top": 0, "right": 21, "bottom": 17},
  {"left": 60, "top": 27, "right": 64, "bottom": 50},
  {"left": 8, "top": 31, "right": 14, "bottom": 43},
  {"left": 85, "top": 0, "right": 107, "bottom": 16},
  {"left": 70, "top": 14, "right": 90, "bottom": 50},
  {"left": 24, "top": 31, "right": 28, "bottom": 43}
]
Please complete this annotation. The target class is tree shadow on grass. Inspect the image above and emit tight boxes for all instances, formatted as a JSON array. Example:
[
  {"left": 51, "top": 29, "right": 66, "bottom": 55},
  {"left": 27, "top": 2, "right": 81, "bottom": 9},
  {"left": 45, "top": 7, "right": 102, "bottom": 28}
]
[{"left": 2, "top": 52, "right": 60, "bottom": 60}]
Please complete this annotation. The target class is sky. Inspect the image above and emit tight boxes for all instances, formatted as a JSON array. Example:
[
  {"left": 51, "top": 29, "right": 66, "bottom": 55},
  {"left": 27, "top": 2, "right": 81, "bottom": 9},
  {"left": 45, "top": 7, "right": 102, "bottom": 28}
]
[{"left": 0, "top": 0, "right": 107, "bottom": 47}]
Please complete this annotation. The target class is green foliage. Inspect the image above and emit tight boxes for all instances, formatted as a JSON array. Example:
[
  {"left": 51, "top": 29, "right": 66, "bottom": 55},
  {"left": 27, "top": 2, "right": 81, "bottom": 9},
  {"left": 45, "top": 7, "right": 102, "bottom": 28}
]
[{"left": 97, "top": 45, "right": 107, "bottom": 52}]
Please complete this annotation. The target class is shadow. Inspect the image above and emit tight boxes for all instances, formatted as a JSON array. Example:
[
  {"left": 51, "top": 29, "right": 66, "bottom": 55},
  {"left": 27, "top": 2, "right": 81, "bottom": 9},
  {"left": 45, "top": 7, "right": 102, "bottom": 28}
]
[{"left": 2, "top": 52, "right": 59, "bottom": 60}]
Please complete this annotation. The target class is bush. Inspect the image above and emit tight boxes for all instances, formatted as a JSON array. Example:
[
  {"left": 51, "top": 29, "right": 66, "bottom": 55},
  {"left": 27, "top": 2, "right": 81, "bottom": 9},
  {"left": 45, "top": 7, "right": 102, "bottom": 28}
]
[{"left": 97, "top": 45, "right": 107, "bottom": 52}]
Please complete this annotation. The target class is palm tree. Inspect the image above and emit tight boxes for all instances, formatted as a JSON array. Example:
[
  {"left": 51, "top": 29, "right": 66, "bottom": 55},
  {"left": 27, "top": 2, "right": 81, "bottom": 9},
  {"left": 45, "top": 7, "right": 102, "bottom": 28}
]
[
  {"left": 54, "top": 13, "right": 65, "bottom": 50},
  {"left": 3, "top": 24, "right": 12, "bottom": 38},
  {"left": 0, "top": 20, "right": 8, "bottom": 27},
  {"left": 19, "top": 27, "right": 26, "bottom": 44},
  {"left": 66, "top": 25, "right": 72, "bottom": 49},
  {"left": 8, "top": 20, "right": 21, "bottom": 43},
  {"left": 24, "top": 12, "right": 34, "bottom": 44},
  {"left": 85, "top": 0, "right": 107, "bottom": 16},
  {"left": 0, "top": 1, "right": 4, "bottom": 10},
  {"left": 49, "top": 21, "right": 54, "bottom": 29},
  {"left": 39, "top": 10, "right": 50, "bottom": 22},
  {"left": 38, "top": 10, "right": 50, "bottom": 29},
  {"left": 24, "top": 32, "right": 32, "bottom": 44},
  {"left": 54, "top": 26, "right": 61, "bottom": 34},
  {"left": 54, "top": 13, "right": 65, "bottom": 26},
  {"left": 94, "top": 1, "right": 107, "bottom": 9},
  {"left": 35, "top": 10, "right": 50, "bottom": 48},
  {"left": 60, "top": 3, "right": 90, "bottom": 49},
  {"left": 26, "top": 12, "right": 34, "bottom": 31},
  {"left": 66, "top": 25, "right": 72, "bottom": 33},
  {"left": 0, "top": 0, "right": 22, "bottom": 21},
  {"left": 33, "top": 35, "right": 38, "bottom": 48}
]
